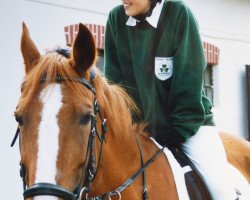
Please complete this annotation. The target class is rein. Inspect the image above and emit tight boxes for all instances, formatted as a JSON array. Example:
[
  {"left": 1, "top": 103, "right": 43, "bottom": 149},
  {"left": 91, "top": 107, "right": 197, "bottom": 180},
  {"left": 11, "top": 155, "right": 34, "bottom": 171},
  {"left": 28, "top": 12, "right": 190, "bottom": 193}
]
[
  {"left": 86, "top": 147, "right": 164, "bottom": 200},
  {"left": 11, "top": 73, "right": 164, "bottom": 200}
]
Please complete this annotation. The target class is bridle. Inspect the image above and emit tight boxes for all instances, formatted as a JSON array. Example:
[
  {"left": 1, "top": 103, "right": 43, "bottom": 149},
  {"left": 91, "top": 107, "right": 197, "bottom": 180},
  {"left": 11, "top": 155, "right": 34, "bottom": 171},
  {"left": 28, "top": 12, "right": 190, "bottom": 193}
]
[
  {"left": 11, "top": 71, "right": 107, "bottom": 200},
  {"left": 11, "top": 71, "right": 164, "bottom": 200}
]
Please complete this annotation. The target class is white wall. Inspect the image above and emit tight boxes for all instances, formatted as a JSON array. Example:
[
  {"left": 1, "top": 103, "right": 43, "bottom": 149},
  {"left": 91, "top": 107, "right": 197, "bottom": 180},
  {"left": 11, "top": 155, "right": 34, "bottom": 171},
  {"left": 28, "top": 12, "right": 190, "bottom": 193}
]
[
  {"left": 1, "top": 0, "right": 250, "bottom": 199},
  {"left": 0, "top": 0, "right": 120, "bottom": 199},
  {"left": 186, "top": 0, "right": 250, "bottom": 138}
]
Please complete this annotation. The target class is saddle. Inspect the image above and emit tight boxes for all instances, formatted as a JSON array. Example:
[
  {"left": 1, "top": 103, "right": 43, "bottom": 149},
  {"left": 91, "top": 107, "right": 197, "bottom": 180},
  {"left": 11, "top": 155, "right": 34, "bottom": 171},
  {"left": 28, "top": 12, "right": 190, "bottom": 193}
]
[{"left": 169, "top": 147, "right": 213, "bottom": 200}]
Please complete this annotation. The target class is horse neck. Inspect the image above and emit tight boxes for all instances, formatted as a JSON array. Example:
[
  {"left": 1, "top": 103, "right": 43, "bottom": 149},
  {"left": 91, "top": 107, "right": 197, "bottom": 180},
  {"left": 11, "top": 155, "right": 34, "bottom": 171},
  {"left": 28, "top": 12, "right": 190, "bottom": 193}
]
[
  {"left": 91, "top": 125, "right": 159, "bottom": 196},
  {"left": 91, "top": 127, "right": 138, "bottom": 192}
]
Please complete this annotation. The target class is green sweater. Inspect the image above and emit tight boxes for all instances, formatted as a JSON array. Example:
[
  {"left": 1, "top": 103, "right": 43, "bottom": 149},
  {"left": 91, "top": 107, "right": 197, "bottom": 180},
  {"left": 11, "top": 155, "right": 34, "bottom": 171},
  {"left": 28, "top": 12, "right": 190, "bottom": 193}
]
[{"left": 104, "top": 0, "right": 215, "bottom": 142}]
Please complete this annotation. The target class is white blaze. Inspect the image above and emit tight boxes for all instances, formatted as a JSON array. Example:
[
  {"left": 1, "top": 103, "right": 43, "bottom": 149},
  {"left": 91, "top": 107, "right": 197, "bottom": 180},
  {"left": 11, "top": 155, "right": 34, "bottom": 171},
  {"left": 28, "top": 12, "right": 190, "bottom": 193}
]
[{"left": 35, "top": 84, "right": 63, "bottom": 200}]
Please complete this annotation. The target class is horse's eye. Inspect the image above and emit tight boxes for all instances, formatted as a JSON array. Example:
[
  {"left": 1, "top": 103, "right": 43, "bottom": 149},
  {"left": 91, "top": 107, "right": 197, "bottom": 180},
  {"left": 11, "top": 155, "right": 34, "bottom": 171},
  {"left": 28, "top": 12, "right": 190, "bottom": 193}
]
[
  {"left": 15, "top": 115, "right": 23, "bottom": 126},
  {"left": 80, "top": 114, "right": 92, "bottom": 125}
]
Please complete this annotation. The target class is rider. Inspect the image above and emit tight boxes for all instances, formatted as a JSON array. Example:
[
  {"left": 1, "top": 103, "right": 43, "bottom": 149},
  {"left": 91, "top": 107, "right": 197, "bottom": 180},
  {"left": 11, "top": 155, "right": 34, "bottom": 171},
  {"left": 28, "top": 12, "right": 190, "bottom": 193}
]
[{"left": 104, "top": 0, "right": 249, "bottom": 199}]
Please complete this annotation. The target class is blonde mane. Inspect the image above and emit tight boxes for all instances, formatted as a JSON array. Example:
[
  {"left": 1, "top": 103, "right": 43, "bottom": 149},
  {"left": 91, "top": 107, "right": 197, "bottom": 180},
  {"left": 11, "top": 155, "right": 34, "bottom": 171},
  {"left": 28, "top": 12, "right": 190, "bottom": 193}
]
[
  {"left": 18, "top": 51, "right": 141, "bottom": 137},
  {"left": 19, "top": 52, "right": 84, "bottom": 113},
  {"left": 93, "top": 75, "right": 141, "bottom": 137}
]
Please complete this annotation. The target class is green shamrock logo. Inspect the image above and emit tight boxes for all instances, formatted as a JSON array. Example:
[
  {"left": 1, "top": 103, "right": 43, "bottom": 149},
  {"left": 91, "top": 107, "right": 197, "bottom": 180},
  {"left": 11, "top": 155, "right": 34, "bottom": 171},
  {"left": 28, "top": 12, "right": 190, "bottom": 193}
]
[{"left": 160, "top": 64, "right": 169, "bottom": 73}]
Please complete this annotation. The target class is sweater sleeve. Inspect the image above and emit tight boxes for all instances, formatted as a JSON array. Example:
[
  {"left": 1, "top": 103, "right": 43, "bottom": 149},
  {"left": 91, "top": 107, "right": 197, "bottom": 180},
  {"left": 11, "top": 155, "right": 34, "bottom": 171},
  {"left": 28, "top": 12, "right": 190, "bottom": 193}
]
[
  {"left": 168, "top": 3, "right": 207, "bottom": 141},
  {"left": 104, "top": 11, "right": 124, "bottom": 84}
]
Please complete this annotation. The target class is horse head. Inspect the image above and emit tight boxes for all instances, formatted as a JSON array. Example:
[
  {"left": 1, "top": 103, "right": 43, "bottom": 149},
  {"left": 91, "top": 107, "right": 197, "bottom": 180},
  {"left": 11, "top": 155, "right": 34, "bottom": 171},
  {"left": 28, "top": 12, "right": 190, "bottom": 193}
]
[{"left": 15, "top": 22, "right": 105, "bottom": 200}]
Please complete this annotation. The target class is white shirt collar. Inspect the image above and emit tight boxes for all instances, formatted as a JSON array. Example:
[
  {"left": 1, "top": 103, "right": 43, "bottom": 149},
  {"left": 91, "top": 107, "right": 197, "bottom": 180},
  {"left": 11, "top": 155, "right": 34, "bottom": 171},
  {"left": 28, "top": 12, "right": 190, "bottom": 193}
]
[{"left": 126, "top": 0, "right": 164, "bottom": 28}]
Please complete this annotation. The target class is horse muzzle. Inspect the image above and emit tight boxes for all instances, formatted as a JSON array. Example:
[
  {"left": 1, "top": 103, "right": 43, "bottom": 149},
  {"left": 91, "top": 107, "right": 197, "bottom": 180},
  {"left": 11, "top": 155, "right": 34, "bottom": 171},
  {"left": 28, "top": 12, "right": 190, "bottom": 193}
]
[{"left": 23, "top": 183, "right": 78, "bottom": 200}]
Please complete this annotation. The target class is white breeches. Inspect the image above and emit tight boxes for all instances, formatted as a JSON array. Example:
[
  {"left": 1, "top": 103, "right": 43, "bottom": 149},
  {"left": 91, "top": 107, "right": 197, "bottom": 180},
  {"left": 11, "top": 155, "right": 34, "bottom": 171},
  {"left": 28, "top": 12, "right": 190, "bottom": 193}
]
[{"left": 181, "top": 126, "right": 250, "bottom": 200}]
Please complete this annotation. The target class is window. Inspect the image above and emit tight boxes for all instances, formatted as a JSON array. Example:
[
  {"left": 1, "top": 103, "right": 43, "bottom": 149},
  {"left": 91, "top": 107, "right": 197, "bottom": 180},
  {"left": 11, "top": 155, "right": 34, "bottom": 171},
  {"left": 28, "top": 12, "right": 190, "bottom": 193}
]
[{"left": 203, "top": 65, "right": 214, "bottom": 104}]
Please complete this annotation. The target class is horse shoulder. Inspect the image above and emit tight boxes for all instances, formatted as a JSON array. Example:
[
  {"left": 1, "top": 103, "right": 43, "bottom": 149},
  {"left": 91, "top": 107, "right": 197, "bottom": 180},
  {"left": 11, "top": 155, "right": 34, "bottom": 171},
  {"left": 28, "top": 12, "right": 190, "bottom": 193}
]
[{"left": 138, "top": 132, "right": 179, "bottom": 199}]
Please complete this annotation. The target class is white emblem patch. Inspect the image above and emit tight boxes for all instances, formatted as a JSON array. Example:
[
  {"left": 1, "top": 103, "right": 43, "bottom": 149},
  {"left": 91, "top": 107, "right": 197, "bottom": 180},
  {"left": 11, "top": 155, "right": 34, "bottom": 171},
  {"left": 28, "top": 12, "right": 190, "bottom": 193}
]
[{"left": 155, "top": 57, "right": 173, "bottom": 81}]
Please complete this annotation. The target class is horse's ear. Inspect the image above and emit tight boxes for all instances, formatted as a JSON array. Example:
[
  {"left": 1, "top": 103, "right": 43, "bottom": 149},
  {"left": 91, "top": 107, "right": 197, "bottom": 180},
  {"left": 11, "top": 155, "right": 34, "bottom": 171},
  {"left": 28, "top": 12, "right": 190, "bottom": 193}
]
[
  {"left": 21, "top": 22, "right": 41, "bottom": 73},
  {"left": 71, "top": 23, "right": 96, "bottom": 76}
]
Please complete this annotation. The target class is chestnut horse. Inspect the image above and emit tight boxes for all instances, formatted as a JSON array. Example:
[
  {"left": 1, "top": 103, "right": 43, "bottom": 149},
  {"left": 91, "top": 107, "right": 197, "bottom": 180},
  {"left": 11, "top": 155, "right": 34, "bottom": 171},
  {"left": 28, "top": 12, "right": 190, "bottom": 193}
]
[{"left": 13, "top": 23, "right": 250, "bottom": 200}]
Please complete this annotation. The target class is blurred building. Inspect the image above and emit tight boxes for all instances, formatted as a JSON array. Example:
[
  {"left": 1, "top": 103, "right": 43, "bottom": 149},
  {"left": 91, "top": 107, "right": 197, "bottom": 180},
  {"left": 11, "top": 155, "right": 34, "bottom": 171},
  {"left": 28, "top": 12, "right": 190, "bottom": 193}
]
[
  {"left": 1, "top": 0, "right": 250, "bottom": 199},
  {"left": 185, "top": 0, "right": 250, "bottom": 140}
]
